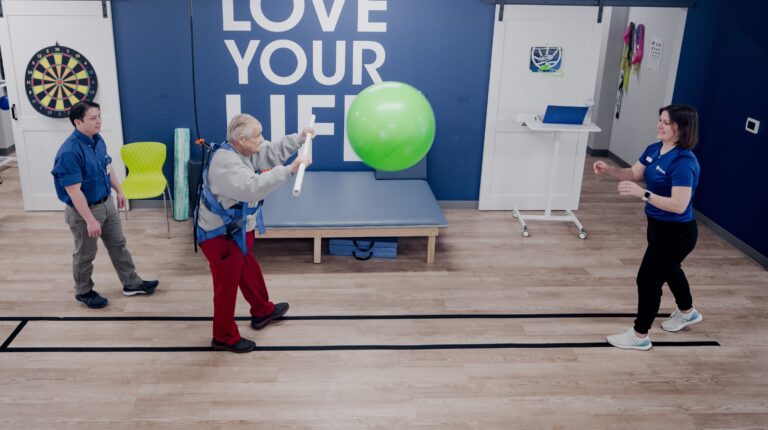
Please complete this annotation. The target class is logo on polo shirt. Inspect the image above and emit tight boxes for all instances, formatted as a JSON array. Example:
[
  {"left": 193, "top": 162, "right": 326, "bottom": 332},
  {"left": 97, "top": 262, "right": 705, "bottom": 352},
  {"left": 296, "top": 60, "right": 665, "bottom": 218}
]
[{"left": 655, "top": 165, "right": 666, "bottom": 175}]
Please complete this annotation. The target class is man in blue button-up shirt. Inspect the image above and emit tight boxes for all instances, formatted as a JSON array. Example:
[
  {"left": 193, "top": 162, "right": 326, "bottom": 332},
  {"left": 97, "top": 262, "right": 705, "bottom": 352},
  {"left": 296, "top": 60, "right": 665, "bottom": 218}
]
[{"left": 52, "top": 101, "right": 159, "bottom": 308}]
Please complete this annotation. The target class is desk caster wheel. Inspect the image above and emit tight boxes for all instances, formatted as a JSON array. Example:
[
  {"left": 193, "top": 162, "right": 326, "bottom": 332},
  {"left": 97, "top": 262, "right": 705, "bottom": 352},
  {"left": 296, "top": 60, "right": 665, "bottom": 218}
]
[
  {"left": 579, "top": 230, "right": 587, "bottom": 240},
  {"left": 522, "top": 228, "right": 530, "bottom": 238}
]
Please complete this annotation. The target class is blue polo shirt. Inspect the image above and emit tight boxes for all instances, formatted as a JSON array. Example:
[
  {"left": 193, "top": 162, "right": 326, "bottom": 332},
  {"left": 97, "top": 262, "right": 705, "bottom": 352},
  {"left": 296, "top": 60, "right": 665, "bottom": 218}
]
[
  {"left": 51, "top": 129, "right": 112, "bottom": 206},
  {"left": 639, "top": 141, "right": 700, "bottom": 222}
]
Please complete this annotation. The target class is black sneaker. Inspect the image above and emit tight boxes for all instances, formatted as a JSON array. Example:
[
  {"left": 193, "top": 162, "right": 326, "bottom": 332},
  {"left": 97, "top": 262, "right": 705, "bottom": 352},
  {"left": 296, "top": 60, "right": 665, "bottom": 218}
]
[
  {"left": 211, "top": 337, "right": 256, "bottom": 353},
  {"left": 75, "top": 290, "right": 108, "bottom": 309},
  {"left": 251, "top": 302, "right": 289, "bottom": 330},
  {"left": 123, "top": 280, "right": 159, "bottom": 296}
]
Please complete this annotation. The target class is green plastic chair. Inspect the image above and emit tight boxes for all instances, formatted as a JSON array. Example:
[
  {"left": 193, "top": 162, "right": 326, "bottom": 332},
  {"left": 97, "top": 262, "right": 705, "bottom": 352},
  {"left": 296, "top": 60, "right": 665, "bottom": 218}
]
[{"left": 120, "top": 142, "right": 173, "bottom": 238}]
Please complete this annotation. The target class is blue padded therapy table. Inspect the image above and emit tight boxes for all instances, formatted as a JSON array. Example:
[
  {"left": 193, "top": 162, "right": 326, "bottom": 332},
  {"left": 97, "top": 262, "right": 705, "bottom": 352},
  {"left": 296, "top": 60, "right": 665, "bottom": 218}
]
[{"left": 259, "top": 171, "right": 447, "bottom": 263}]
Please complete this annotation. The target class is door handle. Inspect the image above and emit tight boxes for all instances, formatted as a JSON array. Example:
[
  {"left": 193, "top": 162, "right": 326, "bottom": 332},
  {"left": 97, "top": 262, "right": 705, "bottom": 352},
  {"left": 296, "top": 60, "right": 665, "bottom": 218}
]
[{"left": 11, "top": 103, "right": 16, "bottom": 120}]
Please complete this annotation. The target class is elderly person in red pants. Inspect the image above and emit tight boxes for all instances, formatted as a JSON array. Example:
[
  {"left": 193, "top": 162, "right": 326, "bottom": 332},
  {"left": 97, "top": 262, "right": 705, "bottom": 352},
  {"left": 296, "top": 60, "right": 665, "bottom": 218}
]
[{"left": 195, "top": 113, "right": 312, "bottom": 353}]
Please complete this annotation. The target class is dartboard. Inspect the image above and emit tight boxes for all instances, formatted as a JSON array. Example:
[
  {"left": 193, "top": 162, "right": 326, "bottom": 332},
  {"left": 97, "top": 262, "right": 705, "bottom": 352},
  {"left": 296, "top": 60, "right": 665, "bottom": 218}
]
[{"left": 24, "top": 44, "right": 98, "bottom": 118}]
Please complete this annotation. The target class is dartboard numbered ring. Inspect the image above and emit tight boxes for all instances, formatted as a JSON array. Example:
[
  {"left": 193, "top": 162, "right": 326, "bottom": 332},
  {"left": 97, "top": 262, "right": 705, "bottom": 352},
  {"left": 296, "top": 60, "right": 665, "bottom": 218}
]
[{"left": 24, "top": 45, "right": 98, "bottom": 118}]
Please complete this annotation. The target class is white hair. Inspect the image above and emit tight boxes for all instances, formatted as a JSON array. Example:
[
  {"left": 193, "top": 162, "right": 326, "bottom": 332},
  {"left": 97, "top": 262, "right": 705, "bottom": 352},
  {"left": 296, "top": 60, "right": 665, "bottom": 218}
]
[{"left": 226, "top": 114, "right": 261, "bottom": 144}]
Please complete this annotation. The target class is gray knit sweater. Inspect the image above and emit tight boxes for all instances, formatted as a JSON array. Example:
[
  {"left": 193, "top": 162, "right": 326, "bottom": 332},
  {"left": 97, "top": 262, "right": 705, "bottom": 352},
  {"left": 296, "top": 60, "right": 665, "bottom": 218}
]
[{"left": 197, "top": 134, "right": 302, "bottom": 233}]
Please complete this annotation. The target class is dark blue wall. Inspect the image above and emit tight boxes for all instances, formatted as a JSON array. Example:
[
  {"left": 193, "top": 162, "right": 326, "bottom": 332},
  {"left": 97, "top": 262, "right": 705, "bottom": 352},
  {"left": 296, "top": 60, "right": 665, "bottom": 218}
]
[
  {"left": 672, "top": 0, "right": 768, "bottom": 258},
  {"left": 112, "top": 0, "right": 197, "bottom": 187},
  {"left": 113, "top": 0, "right": 493, "bottom": 201}
]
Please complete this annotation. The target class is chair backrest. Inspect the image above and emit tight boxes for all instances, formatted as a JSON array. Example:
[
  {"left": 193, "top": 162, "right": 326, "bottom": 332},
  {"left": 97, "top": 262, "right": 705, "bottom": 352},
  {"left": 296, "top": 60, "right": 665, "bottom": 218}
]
[{"left": 121, "top": 142, "right": 167, "bottom": 174}]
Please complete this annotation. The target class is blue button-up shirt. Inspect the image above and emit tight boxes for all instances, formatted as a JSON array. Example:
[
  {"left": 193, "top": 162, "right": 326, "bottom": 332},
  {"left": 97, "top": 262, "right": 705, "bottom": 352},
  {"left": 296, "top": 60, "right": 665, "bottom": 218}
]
[{"left": 51, "top": 129, "right": 113, "bottom": 206}]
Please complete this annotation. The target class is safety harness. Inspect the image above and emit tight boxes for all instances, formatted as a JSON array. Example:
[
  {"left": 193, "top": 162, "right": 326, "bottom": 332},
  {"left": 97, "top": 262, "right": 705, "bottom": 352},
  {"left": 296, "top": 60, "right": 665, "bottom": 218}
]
[{"left": 193, "top": 142, "right": 265, "bottom": 255}]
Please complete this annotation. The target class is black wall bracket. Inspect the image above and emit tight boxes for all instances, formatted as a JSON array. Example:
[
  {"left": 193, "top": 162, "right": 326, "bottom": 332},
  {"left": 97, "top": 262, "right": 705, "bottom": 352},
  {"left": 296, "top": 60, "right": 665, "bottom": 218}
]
[
  {"left": 486, "top": 0, "right": 696, "bottom": 24},
  {"left": 597, "top": 0, "right": 604, "bottom": 23}
]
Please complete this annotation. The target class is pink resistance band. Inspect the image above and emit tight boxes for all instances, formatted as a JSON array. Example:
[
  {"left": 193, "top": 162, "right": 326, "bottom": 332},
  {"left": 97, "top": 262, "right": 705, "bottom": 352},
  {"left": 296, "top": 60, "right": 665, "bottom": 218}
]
[{"left": 632, "top": 24, "right": 645, "bottom": 69}]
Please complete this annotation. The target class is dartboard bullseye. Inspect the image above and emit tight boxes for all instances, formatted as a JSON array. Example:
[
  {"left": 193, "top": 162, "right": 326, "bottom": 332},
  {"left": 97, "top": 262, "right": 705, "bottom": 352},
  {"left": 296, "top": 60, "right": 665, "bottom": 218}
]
[{"left": 24, "top": 44, "right": 98, "bottom": 118}]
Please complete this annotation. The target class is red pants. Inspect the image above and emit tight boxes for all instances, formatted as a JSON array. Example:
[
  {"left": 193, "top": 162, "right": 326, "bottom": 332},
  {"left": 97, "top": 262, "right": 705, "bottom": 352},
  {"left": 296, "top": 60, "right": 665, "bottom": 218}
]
[{"left": 200, "top": 231, "right": 275, "bottom": 344}]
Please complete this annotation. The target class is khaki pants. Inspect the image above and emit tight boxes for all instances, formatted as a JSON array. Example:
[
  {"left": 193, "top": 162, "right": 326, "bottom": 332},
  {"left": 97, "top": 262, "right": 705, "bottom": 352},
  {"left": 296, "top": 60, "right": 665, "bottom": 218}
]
[{"left": 65, "top": 195, "right": 142, "bottom": 295}]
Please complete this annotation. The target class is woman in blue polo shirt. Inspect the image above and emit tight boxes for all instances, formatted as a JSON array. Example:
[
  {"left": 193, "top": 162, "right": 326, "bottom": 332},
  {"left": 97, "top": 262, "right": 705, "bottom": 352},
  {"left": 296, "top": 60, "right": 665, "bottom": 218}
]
[{"left": 593, "top": 104, "right": 701, "bottom": 351}]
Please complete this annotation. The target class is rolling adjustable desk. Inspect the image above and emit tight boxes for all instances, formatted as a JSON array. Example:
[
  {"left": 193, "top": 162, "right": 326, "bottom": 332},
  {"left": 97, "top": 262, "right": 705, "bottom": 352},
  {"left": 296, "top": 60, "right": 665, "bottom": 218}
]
[{"left": 515, "top": 114, "right": 600, "bottom": 239}]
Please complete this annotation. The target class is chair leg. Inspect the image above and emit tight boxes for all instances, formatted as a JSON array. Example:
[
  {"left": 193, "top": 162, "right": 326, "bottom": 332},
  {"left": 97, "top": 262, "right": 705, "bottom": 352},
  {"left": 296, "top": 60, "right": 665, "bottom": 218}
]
[
  {"left": 167, "top": 183, "right": 174, "bottom": 212},
  {"left": 163, "top": 189, "right": 171, "bottom": 239},
  {"left": 167, "top": 184, "right": 174, "bottom": 235},
  {"left": 124, "top": 200, "right": 129, "bottom": 221}
]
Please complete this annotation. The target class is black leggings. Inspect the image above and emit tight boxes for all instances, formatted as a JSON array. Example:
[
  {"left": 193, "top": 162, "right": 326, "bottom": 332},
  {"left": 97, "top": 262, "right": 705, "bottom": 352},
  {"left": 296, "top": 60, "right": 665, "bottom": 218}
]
[{"left": 634, "top": 216, "right": 698, "bottom": 334}]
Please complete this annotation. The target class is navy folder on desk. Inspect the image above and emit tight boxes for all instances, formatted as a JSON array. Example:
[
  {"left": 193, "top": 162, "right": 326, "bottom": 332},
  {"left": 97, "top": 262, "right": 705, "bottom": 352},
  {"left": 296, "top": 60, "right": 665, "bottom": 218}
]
[{"left": 541, "top": 105, "right": 588, "bottom": 125}]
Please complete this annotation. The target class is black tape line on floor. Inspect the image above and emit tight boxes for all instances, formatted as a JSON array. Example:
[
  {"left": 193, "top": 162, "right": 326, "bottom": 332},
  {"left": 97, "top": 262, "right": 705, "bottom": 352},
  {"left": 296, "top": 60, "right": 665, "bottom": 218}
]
[
  {"left": 0, "top": 320, "right": 27, "bottom": 350},
  {"left": 0, "top": 312, "right": 667, "bottom": 322},
  {"left": 0, "top": 340, "right": 720, "bottom": 353}
]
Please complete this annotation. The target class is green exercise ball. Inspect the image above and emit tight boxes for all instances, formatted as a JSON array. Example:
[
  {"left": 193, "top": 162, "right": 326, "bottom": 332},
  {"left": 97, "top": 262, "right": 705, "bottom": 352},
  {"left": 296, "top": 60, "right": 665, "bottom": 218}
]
[{"left": 346, "top": 81, "right": 436, "bottom": 171}]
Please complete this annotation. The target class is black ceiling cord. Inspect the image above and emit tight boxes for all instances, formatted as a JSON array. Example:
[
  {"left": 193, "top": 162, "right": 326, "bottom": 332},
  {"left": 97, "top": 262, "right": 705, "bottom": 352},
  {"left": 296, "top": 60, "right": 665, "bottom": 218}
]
[
  {"left": 188, "top": 0, "right": 201, "bottom": 145},
  {"left": 188, "top": 0, "right": 206, "bottom": 253}
]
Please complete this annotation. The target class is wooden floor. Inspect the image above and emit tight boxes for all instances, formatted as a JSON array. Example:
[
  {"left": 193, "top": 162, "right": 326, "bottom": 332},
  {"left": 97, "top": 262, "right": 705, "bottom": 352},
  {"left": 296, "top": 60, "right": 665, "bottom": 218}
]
[{"left": 0, "top": 158, "right": 767, "bottom": 429}]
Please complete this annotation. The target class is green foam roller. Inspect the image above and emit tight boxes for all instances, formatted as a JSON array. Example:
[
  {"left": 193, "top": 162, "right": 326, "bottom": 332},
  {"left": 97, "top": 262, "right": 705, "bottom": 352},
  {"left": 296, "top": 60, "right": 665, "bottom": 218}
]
[{"left": 173, "top": 128, "right": 190, "bottom": 221}]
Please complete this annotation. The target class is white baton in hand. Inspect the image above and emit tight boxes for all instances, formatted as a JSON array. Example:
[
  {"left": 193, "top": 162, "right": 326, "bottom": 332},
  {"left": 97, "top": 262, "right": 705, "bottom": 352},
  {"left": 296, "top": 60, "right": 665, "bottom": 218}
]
[{"left": 292, "top": 114, "right": 316, "bottom": 197}]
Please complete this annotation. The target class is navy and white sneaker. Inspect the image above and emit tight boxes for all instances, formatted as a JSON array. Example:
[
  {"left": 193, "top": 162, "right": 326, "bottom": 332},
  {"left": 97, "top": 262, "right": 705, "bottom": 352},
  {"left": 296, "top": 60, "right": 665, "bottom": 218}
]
[
  {"left": 123, "top": 280, "right": 159, "bottom": 296},
  {"left": 606, "top": 329, "right": 652, "bottom": 351},
  {"left": 661, "top": 308, "right": 702, "bottom": 332},
  {"left": 211, "top": 337, "right": 256, "bottom": 353},
  {"left": 75, "top": 290, "right": 109, "bottom": 309},
  {"left": 251, "top": 302, "right": 289, "bottom": 330}
]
